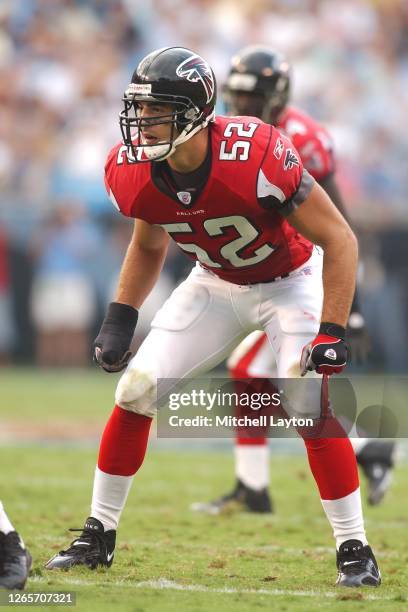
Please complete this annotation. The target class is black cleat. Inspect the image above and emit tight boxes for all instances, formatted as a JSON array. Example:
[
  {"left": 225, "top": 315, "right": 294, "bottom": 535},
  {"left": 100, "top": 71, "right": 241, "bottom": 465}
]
[
  {"left": 336, "top": 540, "right": 381, "bottom": 587},
  {"left": 191, "top": 479, "right": 273, "bottom": 515},
  {"left": 0, "top": 531, "right": 32, "bottom": 590},
  {"left": 356, "top": 441, "right": 395, "bottom": 505},
  {"left": 45, "top": 517, "right": 115, "bottom": 570}
]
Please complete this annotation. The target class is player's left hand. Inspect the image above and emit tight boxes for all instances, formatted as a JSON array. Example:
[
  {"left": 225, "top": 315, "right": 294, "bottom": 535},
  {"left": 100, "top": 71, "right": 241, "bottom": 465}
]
[
  {"left": 347, "top": 311, "right": 370, "bottom": 364},
  {"left": 94, "top": 302, "right": 138, "bottom": 373},
  {"left": 300, "top": 322, "right": 348, "bottom": 376}
]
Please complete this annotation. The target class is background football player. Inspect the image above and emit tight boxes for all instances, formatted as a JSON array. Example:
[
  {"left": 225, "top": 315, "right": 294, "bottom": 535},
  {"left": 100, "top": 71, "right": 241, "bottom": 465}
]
[
  {"left": 191, "top": 46, "right": 395, "bottom": 516},
  {"left": 0, "top": 501, "right": 31, "bottom": 589},
  {"left": 45, "top": 46, "right": 380, "bottom": 587}
]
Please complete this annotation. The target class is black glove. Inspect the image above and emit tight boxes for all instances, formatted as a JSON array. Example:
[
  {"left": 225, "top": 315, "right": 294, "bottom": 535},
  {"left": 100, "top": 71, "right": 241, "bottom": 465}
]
[
  {"left": 347, "top": 293, "right": 370, "bottom": 364},
  {"left": 94, "top": 302, "right": 138, "bottom": 373},
  {"left": 300, "top": 322, "right": 348, "bottom": 376}
]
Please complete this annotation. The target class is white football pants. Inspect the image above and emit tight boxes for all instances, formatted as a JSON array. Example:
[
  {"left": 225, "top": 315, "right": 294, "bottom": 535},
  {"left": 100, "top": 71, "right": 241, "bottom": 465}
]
[{"left": 115, "top": 248, "right": 323, "bottom": 418}]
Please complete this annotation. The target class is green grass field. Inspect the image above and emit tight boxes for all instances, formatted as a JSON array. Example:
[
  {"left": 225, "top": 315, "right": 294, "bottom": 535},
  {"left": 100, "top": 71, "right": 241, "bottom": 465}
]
[{"left": 0, "top": 369, "right": 407, "bottom": 611}]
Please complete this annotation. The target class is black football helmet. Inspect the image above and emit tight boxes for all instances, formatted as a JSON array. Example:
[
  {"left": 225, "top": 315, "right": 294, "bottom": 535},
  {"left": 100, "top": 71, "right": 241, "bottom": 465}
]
[
  {"left": 119, "top": 46, "right": 216, "bottom": 162},
  {"left": 224, "top": 46, "right": 291, "bottom": 125}
]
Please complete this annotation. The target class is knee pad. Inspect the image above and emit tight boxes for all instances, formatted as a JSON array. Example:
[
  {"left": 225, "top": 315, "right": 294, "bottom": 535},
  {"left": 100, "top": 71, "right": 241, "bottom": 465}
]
[{"left": 115, "top": 367, "right": 157, "bottom": 418}]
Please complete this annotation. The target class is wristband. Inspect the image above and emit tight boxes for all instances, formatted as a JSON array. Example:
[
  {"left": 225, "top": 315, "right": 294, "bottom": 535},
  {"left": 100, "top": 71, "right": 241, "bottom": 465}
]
[
  {"left": 319, "top": 322, "right": 346, "bottom": 340},
  {"left": 106, "top": 302, "right": 138, "bottom": 331}
]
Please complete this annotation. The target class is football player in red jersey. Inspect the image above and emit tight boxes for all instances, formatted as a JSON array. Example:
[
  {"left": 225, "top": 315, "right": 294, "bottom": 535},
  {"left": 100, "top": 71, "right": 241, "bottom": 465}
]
[
  {"left": 191, "top": 47, "right": 395, "bottom": 516},
  {"left": 45, "top": 47, "right": 380, "bottom": 587}
]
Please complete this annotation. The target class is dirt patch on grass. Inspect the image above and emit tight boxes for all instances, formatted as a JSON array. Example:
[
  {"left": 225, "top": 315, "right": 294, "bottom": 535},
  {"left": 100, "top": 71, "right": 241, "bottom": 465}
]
[
  {"left": 0, "top": 420, "right": 103, "bottom": 442},
  {"left": 0, "top": 420, "right": 159, "bottom": 443}
]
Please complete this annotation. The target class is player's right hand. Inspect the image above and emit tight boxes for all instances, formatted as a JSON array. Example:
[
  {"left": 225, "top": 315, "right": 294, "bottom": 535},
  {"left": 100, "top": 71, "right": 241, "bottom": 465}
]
[{"left": 93, "top": 302, "right": 138, "bottom": 373}]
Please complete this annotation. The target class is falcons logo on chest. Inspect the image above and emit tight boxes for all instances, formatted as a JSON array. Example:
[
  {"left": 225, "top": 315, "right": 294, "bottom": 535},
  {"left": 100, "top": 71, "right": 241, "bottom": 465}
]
[{"left": 176, "top": 54, "right": 215, "bottom": 103}]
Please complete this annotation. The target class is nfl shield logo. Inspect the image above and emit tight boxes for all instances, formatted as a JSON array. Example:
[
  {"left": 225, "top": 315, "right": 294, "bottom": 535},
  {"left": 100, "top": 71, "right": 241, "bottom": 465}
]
[{"left": 177, "top": 191, "right": 192, "bottom": 206}]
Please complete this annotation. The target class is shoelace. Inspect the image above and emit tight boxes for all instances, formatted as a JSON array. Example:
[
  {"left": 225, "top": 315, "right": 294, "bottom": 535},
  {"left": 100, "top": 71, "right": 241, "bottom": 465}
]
[{"left": 59, "top": 528, "right": 106, "bottom": 557}]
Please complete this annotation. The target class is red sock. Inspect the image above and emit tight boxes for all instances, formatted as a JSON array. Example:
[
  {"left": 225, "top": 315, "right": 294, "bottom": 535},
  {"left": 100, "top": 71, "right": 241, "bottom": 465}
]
[
  {"left": 304, "top": 435, "right": 359, "bottom": 500},
  {"left": 98, "top": 405, "right": 152, "bottom": 476},
  {"left": 237, "top": 437, "right": 267, "bottom": 445}
]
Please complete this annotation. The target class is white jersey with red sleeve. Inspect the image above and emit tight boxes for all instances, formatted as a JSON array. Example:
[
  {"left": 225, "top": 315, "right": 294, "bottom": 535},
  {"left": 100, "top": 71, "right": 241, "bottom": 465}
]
[
  {"left": 278, "top": 106, "right": 335, "bottom": 183},
  {"left": 104, "top": 115, "right": 315, "bottom": 285}
]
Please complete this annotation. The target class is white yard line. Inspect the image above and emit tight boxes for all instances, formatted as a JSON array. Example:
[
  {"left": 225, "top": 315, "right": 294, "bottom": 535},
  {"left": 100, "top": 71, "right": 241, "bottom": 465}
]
[{"left": 29, "top": 576, "right": 396, "bottom": 601}]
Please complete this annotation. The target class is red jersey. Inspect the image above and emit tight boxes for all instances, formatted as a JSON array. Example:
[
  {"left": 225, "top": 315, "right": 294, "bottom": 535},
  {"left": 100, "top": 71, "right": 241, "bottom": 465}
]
[
  {"left": 105, "top": 115, "right": 315, "bottom": 284},
  {"left": 278, "top": 106, "right": 335, "bottom": 183}
]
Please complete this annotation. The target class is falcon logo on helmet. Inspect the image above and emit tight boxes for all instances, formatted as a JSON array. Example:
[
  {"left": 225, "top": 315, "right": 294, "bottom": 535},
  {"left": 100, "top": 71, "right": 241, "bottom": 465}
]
[{"left": 176, "top": 54, "right": 215, "bottom": 104}]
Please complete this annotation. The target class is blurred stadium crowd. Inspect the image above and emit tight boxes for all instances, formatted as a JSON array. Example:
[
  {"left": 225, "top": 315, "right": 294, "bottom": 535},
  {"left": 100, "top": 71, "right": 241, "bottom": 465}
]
[{"left": 0, "top": 0, "right": 407, "bottom": 371}]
